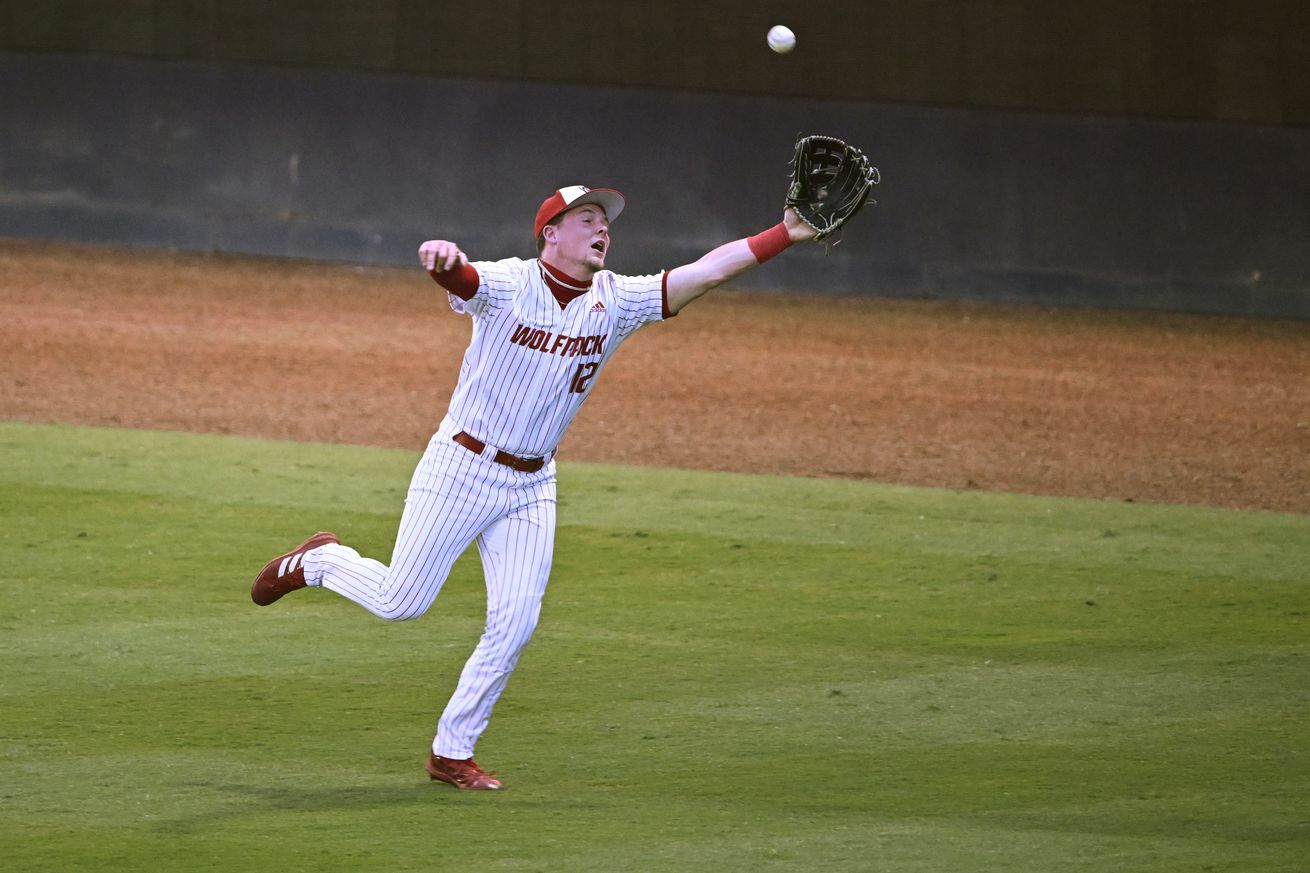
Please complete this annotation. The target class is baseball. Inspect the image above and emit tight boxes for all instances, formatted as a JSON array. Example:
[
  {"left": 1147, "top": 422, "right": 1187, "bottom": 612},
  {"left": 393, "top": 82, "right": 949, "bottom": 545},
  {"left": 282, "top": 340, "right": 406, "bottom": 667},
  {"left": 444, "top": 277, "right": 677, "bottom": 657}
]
[{"left": 767, "top": 25, "right": 795, "bottom": 54}]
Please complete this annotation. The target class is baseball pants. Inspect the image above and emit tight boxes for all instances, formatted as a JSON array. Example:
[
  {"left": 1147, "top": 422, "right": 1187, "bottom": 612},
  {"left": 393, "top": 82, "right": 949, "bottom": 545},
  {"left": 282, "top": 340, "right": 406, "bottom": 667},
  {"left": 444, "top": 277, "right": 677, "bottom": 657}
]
[{"left": 304, "top": 423, "right": 557, "bottom": 759}]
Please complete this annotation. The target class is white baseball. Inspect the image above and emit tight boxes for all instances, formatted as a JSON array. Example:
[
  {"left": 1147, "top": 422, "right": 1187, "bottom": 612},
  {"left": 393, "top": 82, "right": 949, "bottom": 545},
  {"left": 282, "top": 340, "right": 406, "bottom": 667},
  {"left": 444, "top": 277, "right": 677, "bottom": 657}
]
[{"left": 767, "top": 25, "right": 795, "bottom": 54}]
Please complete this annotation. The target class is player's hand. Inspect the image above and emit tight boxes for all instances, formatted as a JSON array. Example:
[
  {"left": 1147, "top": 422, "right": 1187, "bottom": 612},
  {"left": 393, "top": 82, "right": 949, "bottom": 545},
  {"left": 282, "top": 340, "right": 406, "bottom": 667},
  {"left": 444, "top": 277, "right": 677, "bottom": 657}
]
[
  {"left": 419, "top": 240, "right": 469, "bottom": 272},
  {"left": 783, "top": 207, "right": 819, "bottom": 242}
]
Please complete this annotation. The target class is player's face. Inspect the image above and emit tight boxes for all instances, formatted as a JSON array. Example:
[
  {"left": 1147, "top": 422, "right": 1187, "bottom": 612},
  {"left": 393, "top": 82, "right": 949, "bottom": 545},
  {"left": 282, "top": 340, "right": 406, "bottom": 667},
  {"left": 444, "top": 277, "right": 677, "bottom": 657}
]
[{"left": 549, "top": 204, "right": 610, "bottom": 273}]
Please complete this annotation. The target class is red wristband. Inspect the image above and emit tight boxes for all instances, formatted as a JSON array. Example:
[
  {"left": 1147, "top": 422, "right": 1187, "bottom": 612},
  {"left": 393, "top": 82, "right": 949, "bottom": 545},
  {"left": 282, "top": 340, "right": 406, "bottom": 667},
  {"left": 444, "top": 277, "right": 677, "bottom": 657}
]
[{"left": 747, "top": 222, "right": 793, "bottom": 263}]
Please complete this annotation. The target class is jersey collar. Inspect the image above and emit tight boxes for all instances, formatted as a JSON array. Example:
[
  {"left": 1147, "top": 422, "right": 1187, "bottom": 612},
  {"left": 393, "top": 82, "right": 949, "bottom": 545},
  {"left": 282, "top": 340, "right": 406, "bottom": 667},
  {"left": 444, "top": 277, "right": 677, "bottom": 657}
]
[{"left": 539, "top": 259, "right": 593, "bottom": 308}]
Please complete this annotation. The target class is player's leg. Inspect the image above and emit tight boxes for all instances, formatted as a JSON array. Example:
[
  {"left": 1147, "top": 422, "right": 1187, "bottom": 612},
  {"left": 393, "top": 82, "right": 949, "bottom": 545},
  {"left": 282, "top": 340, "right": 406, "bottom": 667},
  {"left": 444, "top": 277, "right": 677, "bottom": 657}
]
[
  {"left": 433, "top": 481, "right": 557, "bottom": 759},
  {"left": 308, "top": 440, "right": 502, "bottom": 621}
]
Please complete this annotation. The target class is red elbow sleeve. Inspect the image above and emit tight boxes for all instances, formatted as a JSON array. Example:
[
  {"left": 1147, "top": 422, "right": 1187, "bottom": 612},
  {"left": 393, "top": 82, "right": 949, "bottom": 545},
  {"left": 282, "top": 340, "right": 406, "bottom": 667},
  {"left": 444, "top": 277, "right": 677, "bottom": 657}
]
[{"left": 429, "top": 263, "right": 480, "bottom": 300}]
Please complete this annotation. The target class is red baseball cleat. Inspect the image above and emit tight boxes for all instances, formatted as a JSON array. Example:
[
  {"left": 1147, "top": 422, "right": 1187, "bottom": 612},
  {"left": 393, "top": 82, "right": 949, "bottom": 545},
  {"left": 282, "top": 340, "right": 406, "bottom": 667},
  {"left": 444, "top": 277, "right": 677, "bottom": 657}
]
[
  {"left": 425, "top": 753, "right": 503, "bottom": 790},
  {"left": 250, "top": 531, "right": 339, "bottom": 606}
]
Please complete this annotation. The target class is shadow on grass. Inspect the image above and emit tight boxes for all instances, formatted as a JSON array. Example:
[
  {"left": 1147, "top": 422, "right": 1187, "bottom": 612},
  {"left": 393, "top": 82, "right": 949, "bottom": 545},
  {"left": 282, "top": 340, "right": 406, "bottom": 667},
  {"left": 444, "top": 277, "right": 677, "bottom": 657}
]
[{"left": 152, "top": 780, "right": 497, "bottom": 833}]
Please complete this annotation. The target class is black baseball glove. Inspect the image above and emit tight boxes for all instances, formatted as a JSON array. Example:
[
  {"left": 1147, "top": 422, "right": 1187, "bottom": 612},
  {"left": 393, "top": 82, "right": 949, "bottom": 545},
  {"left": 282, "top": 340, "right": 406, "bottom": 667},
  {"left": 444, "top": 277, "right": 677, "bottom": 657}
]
[{"left": 786, "top": 135, "right": 880, "bottom": 242}]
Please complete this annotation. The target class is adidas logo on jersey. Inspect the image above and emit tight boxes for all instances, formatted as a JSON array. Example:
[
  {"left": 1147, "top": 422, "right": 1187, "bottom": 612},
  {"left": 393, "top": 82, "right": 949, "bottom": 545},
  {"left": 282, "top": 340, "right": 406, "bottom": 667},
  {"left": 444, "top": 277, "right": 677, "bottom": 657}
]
[{"left": 590, "top": 300, "right": 606, "bottom": 312}]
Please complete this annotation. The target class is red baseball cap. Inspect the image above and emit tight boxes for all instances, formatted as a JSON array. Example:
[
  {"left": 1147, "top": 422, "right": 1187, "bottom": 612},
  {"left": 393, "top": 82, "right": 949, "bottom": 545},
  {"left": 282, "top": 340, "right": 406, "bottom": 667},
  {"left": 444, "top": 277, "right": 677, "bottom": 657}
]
[{"left": 533, "top": 186, "right": 626, "bottom": 240}]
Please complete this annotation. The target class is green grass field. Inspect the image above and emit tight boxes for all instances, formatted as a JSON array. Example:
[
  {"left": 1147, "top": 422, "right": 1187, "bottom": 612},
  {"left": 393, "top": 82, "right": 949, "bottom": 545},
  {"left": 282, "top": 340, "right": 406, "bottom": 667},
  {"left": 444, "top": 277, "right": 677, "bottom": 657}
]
[{"left": 1, "top": 421, "right": 1306, "bottom": 872}]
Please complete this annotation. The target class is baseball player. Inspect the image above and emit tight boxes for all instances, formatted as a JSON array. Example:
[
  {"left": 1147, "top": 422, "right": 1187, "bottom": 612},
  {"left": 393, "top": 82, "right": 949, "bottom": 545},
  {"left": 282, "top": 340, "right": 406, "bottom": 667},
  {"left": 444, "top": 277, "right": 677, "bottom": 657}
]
[{"left": 251, "top": 185, "right": 819, "bottom": 790}]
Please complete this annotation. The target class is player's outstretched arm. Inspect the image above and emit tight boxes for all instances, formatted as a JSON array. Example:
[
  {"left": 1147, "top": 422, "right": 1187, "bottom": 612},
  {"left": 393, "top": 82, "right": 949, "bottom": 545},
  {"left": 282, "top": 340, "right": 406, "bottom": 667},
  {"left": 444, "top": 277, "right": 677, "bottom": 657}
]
[{"left": 665, "top": 208, "right": 817, "bottom": 315}]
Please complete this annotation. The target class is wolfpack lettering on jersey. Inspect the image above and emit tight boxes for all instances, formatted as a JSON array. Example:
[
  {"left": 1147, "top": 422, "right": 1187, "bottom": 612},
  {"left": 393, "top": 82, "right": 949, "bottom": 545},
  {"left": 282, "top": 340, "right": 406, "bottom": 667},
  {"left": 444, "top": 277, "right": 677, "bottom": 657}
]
[
  {"left": 445, "top": 257, "right": 665, "bottom": 458},
  {"left": 508, "top": 325, "right": 607, "bottom": 357}
]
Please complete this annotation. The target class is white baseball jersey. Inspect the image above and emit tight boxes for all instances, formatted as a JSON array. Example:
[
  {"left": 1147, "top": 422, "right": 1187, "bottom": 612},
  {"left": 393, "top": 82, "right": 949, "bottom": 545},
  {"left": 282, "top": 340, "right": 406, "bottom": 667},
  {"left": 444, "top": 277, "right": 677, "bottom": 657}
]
[{"left": 446, "top": 257, "right": 667, "bottom": 457}]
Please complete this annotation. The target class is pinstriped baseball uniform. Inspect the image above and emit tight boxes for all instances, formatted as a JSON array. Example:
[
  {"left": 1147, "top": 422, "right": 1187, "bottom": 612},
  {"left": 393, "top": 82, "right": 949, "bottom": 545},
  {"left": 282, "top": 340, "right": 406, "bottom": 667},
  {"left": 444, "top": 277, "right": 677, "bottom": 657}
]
[
  {"left": 302, "top": 256, "right": 667, "bottom": 760},
  {"left": 448, "top": 257, "right": 665, "bottom": 456}
]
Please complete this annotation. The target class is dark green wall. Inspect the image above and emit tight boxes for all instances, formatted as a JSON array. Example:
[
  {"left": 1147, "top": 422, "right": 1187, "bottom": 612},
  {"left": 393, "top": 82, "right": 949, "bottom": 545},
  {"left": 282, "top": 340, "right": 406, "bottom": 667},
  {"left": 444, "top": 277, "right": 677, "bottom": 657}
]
[
  {"left": 3, "top": 0, "right": 1308, "bottom": 126},
  {"left": 6, "top": 50, "right": 1309, "bottom": 318},
  {"left": 5, "top": 5, "right": 1309, "bottom": 316}
]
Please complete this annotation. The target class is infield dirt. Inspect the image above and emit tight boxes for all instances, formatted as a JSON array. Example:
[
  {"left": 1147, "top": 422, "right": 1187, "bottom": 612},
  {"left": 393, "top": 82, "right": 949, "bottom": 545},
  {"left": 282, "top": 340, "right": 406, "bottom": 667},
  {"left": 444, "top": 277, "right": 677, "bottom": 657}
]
[{"left": 2, "top": 239, "right": 1307, "bottom": 514}]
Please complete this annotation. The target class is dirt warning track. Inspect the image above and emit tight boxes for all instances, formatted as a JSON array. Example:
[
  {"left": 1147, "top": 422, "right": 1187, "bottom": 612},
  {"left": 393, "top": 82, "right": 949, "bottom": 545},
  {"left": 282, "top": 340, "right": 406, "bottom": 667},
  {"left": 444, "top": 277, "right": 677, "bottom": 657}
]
[{"left": 2, "top": 240, "right": 1306, "bottom": 514}]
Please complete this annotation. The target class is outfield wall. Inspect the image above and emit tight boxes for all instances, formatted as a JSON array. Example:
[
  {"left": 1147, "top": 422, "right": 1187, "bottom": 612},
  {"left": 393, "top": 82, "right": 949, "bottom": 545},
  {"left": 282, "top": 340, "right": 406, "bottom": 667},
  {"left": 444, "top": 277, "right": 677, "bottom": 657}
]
[
  {"left": 4, "top": 0, "right": 1308, "bottom": 127},
  {"left": 4, "top": 50, "right": 1309, "bottom": 318}
]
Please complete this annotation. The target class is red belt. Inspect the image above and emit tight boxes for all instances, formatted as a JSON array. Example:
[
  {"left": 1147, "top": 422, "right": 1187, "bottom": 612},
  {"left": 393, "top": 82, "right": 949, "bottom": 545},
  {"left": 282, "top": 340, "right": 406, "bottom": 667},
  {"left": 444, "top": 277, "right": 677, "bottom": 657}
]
[{"left": 452, "top": 431, "right": 546, "bottom": 473}]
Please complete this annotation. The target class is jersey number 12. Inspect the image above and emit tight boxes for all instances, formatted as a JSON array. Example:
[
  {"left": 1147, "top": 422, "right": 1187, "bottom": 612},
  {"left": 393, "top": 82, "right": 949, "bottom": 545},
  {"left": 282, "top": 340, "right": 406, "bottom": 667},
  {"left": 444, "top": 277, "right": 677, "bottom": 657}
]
[{"left": 569, "top": 362, "right": 598, "bottom": 394}]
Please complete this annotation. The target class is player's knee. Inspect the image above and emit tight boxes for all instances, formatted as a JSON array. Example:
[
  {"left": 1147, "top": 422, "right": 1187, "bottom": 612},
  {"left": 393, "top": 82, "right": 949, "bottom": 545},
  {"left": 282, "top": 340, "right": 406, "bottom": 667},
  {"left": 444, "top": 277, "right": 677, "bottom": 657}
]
[
  {"left": 374, "top": 593, "right": 432, "bottom": 622},
  {"left": 485, "top": 601, "right": 543, "bottom": 649},
  {"left": 373, "top": 572, "right": 442, "bottom": 621}
]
